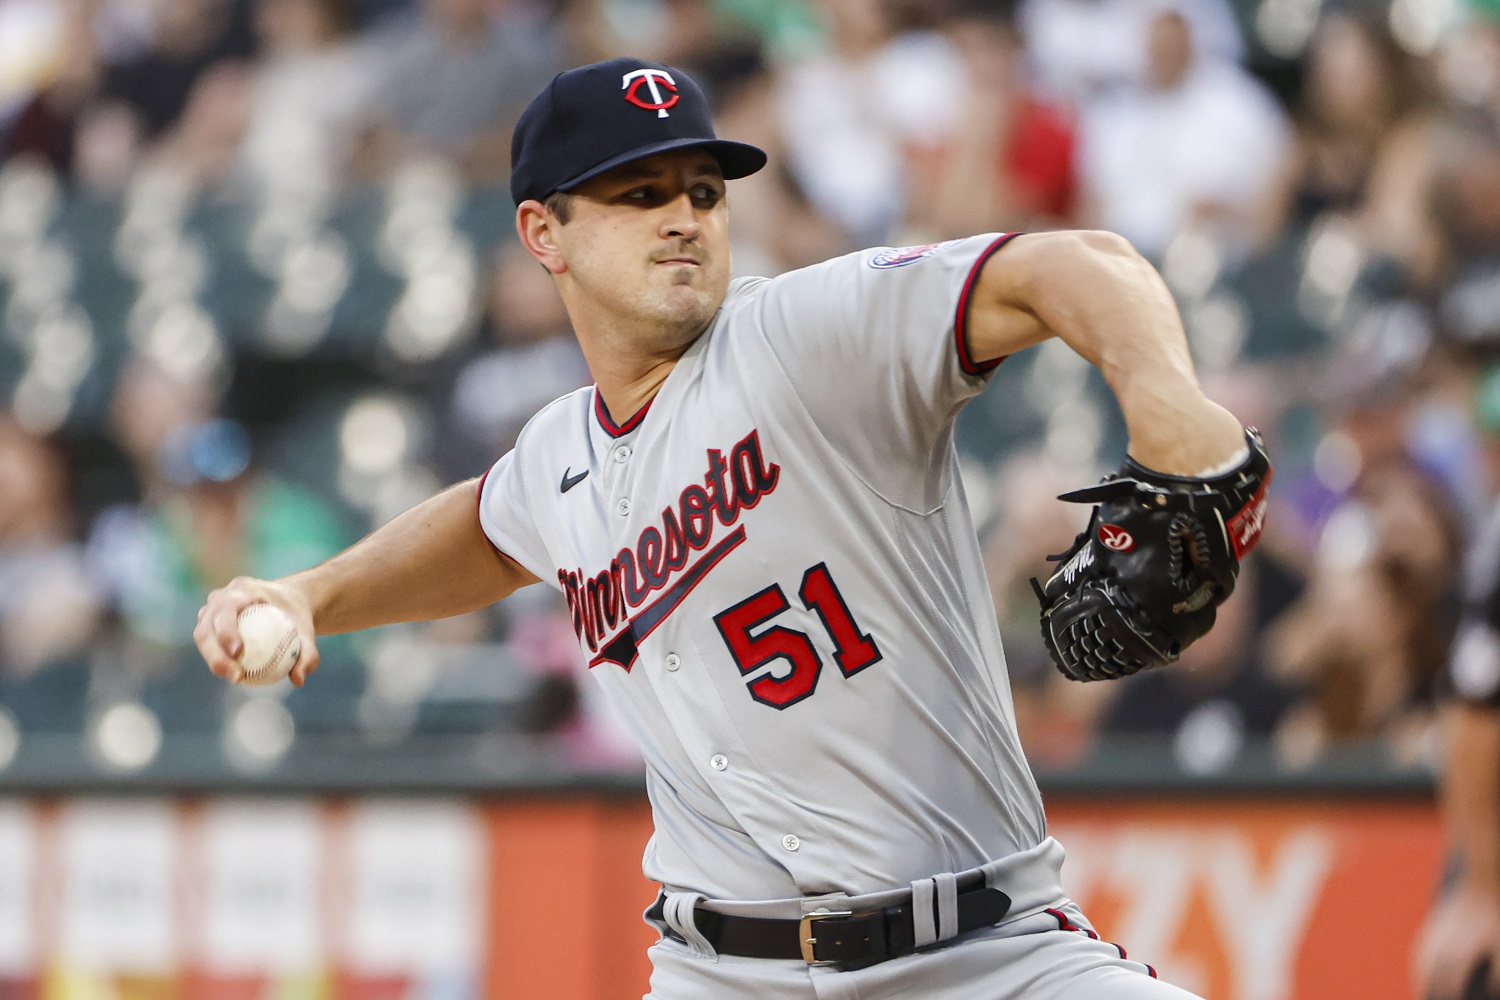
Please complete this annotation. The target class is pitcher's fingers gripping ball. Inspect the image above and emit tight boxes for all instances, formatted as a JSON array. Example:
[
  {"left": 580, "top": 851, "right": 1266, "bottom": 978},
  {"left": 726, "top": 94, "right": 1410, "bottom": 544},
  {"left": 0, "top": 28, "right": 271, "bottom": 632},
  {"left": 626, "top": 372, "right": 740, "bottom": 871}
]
[
  {"left": 234, "top": 603, "right": 301, "bottom": 686},
  {"left": 1032, "top": 428, "right": 1272, "bottom": 682}
]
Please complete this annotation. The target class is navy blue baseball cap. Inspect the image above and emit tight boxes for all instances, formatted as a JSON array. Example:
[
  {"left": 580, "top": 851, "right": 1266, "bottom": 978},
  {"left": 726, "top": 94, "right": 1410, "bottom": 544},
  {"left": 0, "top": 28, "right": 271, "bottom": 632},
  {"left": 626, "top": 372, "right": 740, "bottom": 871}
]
[{"left": 509, "top": 58, "right": 768, "bottom": 207}]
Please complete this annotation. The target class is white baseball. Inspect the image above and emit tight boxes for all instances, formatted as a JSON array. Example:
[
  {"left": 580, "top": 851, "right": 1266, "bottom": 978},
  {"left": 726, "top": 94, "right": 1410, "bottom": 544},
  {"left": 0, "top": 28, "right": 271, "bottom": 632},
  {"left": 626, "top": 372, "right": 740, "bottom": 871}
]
[{"left": 235, "top": 604, "right": 301, "bottom": 686}]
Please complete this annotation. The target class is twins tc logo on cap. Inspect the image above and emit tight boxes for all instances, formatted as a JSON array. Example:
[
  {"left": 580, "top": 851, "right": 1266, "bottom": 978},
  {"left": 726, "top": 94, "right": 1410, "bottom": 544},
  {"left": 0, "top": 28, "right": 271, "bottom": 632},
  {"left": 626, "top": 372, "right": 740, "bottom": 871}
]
[
  {"left": 509, "top": 58, "right": 767, "bottom": 206},
  {"left": 623, "top": 69, "right": 679, "bottom": 118}
]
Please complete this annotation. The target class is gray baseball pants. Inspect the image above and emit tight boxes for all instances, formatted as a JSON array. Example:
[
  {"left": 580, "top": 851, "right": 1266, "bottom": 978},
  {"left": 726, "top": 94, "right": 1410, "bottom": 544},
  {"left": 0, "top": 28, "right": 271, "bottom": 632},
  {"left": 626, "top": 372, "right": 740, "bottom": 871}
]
[
  {"left": 644, "top": 839, "right": 1202, "bottom": 1000},
  {"left": 645, "top": 901, "right": 1199, "bottom": 1000}
]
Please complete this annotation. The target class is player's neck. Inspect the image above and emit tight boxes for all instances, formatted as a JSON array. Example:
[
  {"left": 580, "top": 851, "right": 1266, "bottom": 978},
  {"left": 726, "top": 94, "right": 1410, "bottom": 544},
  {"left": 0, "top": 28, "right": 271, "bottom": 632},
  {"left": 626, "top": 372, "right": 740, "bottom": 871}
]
[
  {"left": 577, "top": 326, "right": 698, "bottom": 427},
  {"left": 571, "top": 309, "right": 708, "bottom": 427},
  {"left": 589, "top": 354, "right": 679, "bottom": 427}
]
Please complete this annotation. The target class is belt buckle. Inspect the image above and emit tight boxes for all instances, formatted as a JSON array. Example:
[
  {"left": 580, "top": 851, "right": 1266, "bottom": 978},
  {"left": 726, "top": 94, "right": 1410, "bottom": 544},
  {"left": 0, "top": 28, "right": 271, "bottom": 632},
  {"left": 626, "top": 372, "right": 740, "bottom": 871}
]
[{"left": 799, "top": 909, "right": 854, "bottom": 965}]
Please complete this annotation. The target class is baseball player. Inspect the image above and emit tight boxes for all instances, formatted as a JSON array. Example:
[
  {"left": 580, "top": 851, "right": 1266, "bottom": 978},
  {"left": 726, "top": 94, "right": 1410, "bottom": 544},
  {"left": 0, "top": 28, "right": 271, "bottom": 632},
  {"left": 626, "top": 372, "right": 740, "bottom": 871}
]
[
  {"left": 194, "top": 58, "right": 1270, "bottom": 999},
  {"left": 1416, "top": 495, "right": 1500, "bottom": 1000}
]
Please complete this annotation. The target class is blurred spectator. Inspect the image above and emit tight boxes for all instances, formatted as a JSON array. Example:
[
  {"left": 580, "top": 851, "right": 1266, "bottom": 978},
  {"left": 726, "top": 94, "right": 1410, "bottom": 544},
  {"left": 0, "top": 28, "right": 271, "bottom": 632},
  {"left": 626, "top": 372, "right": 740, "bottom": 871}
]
[
  {"left": 445, "top": 242, "right": 589, "bottom": 473},
  {"left": 356, "top": 0, "right": 562, "bottom": 185},
  {"left": 773, "top": 0, "right": 967, "bottom": 245},
  {"left": 1272, "top": 11, "right": 1430, "bottom": 227},
  {"left": 1267, "top": 310, "right": 1479, "bottom": 574},
  {"left": 74, "top": 0, "right": 255, "bottom": 185},
  {"left": 711, "top": 59, "right": 847, "bottom": 275},
  {"left": 87, "top": 361, "right": 347, "bottom": 648},
  {"left": 1432, "top": 112, "right": 1500, "bottom": 347},
  {"left": 1259, "top": 10, "right": 1440, "bottom": 278},
  {"left": 214, "top": 0, "right": 383, "bottom": 194},
  {"left": 106, "top": 357, "right": 219, "bottom": 503},
  {"left": 2, "top": 0, "right": 103, "bottom": 174},
  {"left": 88, "top": 416, "right": 347, "bottom": 647},
  {"left": 1019, "top": 0, "right": 1243, "bottom": 106},
  {"left": 1268, "top": 457, "right": 1462, "bottom": 768},
  {"left": 1078, "top": 2, "right": 1291, "bottom": 258},
  {"left": 565, "top": 0, "right": 769, "bottom": 110},
  {"left": 1442, "top": 0, "right": 1500, "bottom": 126},
  {"left": 0, "top": 419, "right": 101, "bottom": 677},
  {"left": 913, "top": 2, "right": 1078, "bottom": 237},
  {"left": 565, "top": 0, "right": 712, "bottom": 67},
  {"left": 707, "top": 0, "right": 823, "bottom": 62},
  {"left": 0, "top": 0, "right": 67, "bottom": 124}
]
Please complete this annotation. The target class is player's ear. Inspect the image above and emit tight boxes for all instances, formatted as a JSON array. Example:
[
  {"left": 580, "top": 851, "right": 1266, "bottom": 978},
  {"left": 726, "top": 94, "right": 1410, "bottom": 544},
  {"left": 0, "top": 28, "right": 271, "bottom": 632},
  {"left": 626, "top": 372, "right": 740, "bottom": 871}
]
[{"left": 516, "top": 200, "right": 567, "bottom": 275}]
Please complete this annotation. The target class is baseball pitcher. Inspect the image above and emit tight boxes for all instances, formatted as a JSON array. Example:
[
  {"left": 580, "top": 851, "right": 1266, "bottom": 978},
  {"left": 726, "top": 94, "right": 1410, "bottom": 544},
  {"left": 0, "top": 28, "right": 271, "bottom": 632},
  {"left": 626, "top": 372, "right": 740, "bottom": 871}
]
[{"left": 194, "top": 59, "right": 1271, "bottom": 999}]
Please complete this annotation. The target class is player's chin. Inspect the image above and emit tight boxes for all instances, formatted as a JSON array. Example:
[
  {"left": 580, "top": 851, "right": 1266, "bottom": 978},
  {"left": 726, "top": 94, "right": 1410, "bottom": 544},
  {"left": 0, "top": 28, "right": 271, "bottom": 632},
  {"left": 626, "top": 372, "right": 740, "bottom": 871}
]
[
  {"left": 652, "top": 281, "right": 711, "bottom": 311},
  {"left": 642, "top": 294, "right": 716, "bottom": 337}
]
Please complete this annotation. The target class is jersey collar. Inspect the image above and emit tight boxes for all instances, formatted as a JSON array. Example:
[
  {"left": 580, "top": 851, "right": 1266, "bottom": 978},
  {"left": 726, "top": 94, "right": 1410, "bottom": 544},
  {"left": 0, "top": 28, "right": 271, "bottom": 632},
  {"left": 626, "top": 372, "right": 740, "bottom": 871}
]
[
  {"left": 588, "top": 297, "right": 734, "bottom": 441},
  {"left": 593, "top": 390, "right": 653, "bottom": 438}
]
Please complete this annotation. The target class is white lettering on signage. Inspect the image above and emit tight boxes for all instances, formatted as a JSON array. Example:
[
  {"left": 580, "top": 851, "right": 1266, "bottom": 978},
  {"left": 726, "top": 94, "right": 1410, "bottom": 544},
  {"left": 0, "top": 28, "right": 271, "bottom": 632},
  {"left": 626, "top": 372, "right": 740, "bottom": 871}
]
[{"left": 1054, "top": 823, "right": 1335, "bottom": 1000}]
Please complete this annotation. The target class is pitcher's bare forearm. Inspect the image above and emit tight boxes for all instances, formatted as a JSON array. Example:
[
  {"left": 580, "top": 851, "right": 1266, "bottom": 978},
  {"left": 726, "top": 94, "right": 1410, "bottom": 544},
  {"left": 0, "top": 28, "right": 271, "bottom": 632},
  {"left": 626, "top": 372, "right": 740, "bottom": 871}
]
[
  {"left": 1415, "top": 702, "right": 1500, "bottom": 1000},
  {"left": 195, "top": 478, "right": 537, "bottom": 685},
  {"left": 293, "top": 478, "right": 537, "bottom": 635},
  {"left": 966, "top": 230, "right": 1245, "bottom": 474},
  {"left": 1444, "top": 704, "right": 1500, "bottom": 895}
]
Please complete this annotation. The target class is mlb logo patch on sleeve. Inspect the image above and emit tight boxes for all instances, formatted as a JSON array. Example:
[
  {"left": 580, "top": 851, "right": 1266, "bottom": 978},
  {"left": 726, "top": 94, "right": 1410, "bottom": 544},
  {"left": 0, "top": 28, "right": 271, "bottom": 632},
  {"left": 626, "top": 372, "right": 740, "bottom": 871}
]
[{"left": 867, "top": 240, "right": 961, "bottom": 268}]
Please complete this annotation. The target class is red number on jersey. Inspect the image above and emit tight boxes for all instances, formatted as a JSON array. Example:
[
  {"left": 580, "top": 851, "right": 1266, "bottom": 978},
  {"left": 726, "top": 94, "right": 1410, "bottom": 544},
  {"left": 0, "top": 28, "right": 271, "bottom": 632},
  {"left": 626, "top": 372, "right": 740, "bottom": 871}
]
[
  {"left": 714, "top": 585, "right": 823, "bottom": 708},
  {"left": 713, "top": 563, "right": 882, "bottom": 709},
  {"left": 798, "top": 562, "right": 882, "bottom": 677}
]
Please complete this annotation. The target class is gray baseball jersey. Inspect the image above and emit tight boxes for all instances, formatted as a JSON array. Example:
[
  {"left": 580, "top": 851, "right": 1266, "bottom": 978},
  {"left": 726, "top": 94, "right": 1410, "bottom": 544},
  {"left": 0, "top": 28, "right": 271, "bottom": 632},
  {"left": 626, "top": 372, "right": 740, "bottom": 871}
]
[{"left": 478, "top": 232, "right": 1054, "bottom": 903}]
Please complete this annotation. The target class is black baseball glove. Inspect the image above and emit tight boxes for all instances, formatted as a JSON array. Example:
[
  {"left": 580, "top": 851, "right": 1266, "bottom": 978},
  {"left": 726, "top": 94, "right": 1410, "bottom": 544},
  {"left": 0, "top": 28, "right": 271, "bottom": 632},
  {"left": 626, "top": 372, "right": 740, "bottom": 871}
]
[{"left": 1031, "top": 429, "right": 1272, "bottom": 682}]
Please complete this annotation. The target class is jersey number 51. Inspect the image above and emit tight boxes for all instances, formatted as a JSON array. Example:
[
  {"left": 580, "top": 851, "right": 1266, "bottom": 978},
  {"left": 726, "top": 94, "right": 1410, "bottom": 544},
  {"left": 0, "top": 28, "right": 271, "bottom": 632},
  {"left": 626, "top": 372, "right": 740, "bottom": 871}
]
[{"left": 713, "top": 562, "right": 882, "bottom": 709}]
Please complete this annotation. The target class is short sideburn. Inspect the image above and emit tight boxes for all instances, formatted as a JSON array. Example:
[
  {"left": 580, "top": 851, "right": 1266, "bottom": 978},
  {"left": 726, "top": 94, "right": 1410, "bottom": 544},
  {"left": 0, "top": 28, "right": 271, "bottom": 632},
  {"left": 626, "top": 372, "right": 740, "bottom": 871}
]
[{"left": 544, "top": 191, "right": 575, "bottom": 224}]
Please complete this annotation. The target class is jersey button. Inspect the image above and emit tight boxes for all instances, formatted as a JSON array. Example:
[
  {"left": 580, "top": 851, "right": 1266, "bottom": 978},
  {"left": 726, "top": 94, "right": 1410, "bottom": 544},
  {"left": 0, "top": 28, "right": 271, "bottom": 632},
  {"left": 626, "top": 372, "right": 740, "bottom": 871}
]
[
  {"left": 616, "top": 497, "right": 631, "bottom": 516},
  {"left": 613, "top": 445, "right": 631, "bottom": 463},
  {"left": 781, "top": 834, "right": 800, "bottom": 852},
  {"left": 665, "top": 653, "right": 681, "bottom": 671},
  {"left": 710, "top": 754, "right": 727, "bottom": 771}
]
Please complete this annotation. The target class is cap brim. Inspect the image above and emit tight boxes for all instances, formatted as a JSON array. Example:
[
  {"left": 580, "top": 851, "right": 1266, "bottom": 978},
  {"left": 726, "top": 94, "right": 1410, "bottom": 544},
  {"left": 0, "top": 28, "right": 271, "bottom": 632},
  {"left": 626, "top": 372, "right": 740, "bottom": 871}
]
[{"left": 554, "top": 138, "right": 767, "bottom": 195}]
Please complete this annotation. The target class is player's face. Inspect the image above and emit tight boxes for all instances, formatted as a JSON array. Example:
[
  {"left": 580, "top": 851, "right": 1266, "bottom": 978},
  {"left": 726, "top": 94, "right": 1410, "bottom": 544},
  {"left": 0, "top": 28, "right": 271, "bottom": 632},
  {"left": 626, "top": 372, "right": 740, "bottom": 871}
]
[{"left": 552, "top": 150, "right": 731, "bottom": 347}]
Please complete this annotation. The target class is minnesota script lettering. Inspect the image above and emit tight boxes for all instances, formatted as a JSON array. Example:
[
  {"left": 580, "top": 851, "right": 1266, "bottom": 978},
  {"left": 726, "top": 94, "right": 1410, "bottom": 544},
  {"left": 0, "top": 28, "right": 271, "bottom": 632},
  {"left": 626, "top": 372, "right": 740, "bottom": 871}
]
[{"left": 559, "top": 430, "right": 780, "bottom": 670}]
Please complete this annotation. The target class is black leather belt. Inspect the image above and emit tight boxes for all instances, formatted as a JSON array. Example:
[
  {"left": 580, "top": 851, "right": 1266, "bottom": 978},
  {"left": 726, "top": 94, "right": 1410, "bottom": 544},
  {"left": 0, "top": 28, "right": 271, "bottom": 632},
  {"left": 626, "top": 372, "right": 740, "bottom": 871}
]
[{"left": 649, "top": 871, "right": 1011, "bottom": 967}]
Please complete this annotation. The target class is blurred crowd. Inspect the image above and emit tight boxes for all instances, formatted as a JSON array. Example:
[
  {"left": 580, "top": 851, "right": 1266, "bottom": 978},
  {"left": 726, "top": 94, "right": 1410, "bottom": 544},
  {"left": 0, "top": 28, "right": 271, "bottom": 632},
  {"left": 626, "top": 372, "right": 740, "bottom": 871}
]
[{"left": 2, "top": 0, "right": 1499, "bottom": 780}]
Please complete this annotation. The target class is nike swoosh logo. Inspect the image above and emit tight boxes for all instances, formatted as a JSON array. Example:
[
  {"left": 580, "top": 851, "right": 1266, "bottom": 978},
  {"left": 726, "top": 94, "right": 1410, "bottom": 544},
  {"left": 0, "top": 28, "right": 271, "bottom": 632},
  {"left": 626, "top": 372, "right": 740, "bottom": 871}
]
[{"left": 560, "top": 468, "right": 589, "bottom": 493}]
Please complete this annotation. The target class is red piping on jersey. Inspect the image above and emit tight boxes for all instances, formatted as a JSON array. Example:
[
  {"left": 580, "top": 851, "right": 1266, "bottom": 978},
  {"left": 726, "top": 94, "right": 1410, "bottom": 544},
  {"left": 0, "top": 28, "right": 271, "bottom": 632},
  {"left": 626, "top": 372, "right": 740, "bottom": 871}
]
[
  {"left": 954, "top": 233, "right": 1023, "bottom": 377},
  {"left": 1045, "top": 907, "right": 1133, "bottom": 963},
  {"left": 594, "top": 388, "right": 653, "bottom": 438},
  {"left": 1044, "top": 907, "right": 1098, "bottom": 940}
]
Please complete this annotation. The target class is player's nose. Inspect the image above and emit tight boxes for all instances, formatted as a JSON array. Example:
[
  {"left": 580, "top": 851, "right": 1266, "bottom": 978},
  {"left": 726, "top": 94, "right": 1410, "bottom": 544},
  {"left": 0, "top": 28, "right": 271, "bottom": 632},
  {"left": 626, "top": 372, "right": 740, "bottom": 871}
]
[{"left": 657, "top": 191, "right": 703, "bottom": 241}]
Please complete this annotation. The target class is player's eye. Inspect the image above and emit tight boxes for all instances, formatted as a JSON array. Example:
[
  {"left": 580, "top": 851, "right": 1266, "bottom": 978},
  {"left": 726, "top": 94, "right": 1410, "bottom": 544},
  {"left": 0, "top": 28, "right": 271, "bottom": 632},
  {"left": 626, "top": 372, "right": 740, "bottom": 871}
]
[
  {"left": 621, "top": 186, "right": 658, "bottom": 203},
  {"left": 691, "top": 185, "right": 723, "bottom": 208}
]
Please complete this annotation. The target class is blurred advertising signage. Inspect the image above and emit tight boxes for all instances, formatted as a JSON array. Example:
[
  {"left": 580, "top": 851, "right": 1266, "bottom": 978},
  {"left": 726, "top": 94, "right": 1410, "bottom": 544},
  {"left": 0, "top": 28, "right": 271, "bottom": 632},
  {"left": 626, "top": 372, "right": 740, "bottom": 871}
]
[
  {"left": 1048, "top": 800, "right": 1443, "bottom": 1000},
  {"left": 198, "top": 800, "right": 324, "bottom": 973},
  {"left": 0, "top": 798, "right": 486, "bottom": 997},
  {"left": 58, "top": 801, "right": 180, "bottom": 971},
  {"left": 0, "top": 803, "right": 36, "bottom": 977},
  {"left": 0, "top": 794, "right": 1445, "bottom": 1000}
]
